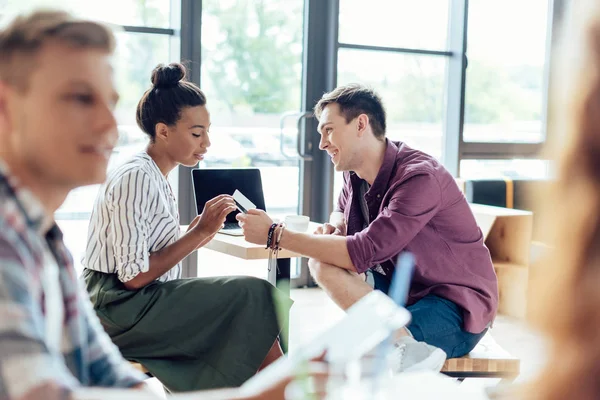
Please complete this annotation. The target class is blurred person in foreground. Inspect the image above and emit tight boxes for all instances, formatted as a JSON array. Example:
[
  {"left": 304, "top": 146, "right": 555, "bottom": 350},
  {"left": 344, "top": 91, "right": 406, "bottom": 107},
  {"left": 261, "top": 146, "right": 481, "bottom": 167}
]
[
  {"left": 523, "top": 0, "right": 600, "bottom": 399},
  {"left": 0, "top": 9, "right": 313, "bottom": 400}
]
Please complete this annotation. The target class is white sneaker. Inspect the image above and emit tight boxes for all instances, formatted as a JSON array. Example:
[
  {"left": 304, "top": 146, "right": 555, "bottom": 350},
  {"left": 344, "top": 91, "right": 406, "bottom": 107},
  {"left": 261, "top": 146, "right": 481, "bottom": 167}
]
[{"left": 391, "top": 336, "right": 447, "bottom": 373}]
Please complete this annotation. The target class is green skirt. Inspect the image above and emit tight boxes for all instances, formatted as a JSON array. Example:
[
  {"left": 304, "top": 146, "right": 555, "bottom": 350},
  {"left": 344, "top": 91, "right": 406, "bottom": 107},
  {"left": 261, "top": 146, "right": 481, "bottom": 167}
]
[{"left": 82, "top": 269, "right": 292, "bottom": 392}]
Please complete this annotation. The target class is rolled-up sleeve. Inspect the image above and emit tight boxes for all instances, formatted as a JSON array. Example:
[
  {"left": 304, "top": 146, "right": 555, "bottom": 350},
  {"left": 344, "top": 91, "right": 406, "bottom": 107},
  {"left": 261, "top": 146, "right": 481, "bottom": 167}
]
[
  {"left": 346, "top": 173, "right": 442, "bottom": 273},
  {"left": 108, "top": 170, "right": 154, "bottom": 283}
]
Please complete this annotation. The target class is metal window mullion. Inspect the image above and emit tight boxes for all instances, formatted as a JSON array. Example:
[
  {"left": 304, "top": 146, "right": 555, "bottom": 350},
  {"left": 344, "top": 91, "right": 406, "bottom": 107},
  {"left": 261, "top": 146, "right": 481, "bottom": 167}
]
[
  {"left": 180, "top": 0, "right": 202, "bottom": 86},
  {"left": 460, "top": 142, "right": 544, "bottom": 159},
  {"left": 544, "top": 0, "right": 566, "bottom": 146},
  {"left": 292, "top": 0, "right": 339, "bottom": 288},
  {"left": 338, "top": 42, "right": 453, "bottom": 57},
  {"left": 300, "top": 0, "right": 338, "bottom": 224},
  {"left": 122, "top": 25, "right": 175, "bottom": 35},
  {"left": 444, "top": 0, "right": 468, "bottom": 177},
  {"left": 177, "top": 0, "right": 203, "bottom": 278}
]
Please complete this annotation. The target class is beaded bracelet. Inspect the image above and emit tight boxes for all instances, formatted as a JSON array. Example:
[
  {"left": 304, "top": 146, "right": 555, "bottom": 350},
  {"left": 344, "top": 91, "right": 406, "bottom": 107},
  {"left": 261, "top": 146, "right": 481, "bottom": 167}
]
[
  {"left": 267, "top": 222, "right": 286, "bottom": 274},
  {"left": 274, "top": 223, "right": 286, "bottom": 250},
  {"left": 266, "top": 223, "right": 278, "bottom": 249}
]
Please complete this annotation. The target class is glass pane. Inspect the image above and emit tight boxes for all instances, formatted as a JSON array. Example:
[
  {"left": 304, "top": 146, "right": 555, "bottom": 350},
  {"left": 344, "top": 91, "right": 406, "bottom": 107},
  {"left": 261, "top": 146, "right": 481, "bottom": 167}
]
[
  {"left": 339, "top": 0, "right": 450, "bottom": 51},
  {"left": 198, "top": 0, "right": 304, "bottom": 279},
  {"left": 464, "top": 0, "right": 549, "bottom": 143},
  {"left": 2, "top": 0, "right": 171, "bottom": 28},
  {"left": 460, "top": 159, "right": 552, "bottom": 180},
  {"left": 334, "top": 48, "right": 448, "bottom": 213},
  {"left": 338, "top": 49, "right": 447, "bottom": 159},
  {"left": 55, "top": 32, "right": 173, "bottom": 273}
]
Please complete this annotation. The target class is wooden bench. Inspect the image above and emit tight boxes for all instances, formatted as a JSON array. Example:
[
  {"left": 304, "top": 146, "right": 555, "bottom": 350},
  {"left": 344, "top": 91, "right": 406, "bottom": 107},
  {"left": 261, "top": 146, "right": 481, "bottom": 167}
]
[{"left": 441, "top": 333, "right": 520, "bottom": 382}]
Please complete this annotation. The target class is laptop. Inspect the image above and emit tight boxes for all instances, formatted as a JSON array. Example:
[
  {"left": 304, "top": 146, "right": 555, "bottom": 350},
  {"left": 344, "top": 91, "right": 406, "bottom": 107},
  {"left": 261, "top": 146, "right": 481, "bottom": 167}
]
[{"left": 191, "top": 168, "right": 266, "bottom": 236}]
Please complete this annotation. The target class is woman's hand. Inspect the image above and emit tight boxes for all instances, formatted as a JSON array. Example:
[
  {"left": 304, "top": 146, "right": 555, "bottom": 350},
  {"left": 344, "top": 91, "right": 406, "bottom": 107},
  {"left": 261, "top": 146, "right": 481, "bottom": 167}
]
[
  {"left": 192, "top": 195, "right": 237, "bottom": 239},
  {"left": 186, "top": 215, "right": 202, "bottom": 233}
]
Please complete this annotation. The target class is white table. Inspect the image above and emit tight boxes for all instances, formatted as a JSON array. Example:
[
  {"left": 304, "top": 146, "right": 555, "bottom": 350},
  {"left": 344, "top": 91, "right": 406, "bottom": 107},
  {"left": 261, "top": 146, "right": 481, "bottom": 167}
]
[
  {"left": 192, "top": 222, "right": 321, "bottom": 352},
  {"left": 202, "top": 222, "right": 321, "bottom": 285}
]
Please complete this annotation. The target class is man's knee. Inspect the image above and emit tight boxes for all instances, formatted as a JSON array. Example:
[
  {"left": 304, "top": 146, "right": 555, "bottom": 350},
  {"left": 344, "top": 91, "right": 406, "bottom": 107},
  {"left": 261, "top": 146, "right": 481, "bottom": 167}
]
[
  {"left": 308, "top": 259, "right": 351, "bottom": 288},
  {"left": 307, "top": 259, "right": 330, "bottom": 286}
]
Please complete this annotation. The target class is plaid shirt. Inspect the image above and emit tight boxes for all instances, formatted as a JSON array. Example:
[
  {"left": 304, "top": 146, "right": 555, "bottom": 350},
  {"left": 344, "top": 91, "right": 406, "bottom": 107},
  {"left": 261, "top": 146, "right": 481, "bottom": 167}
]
[{"left": 0, "top": 162, "right": 146, "bottom": 399}]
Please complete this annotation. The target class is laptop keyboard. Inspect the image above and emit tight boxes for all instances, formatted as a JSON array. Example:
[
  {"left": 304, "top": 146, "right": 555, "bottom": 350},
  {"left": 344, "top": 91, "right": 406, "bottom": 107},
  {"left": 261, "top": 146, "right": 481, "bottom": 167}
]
[{"left": 223, "top": 222, "right": 240, "bottom": 230}]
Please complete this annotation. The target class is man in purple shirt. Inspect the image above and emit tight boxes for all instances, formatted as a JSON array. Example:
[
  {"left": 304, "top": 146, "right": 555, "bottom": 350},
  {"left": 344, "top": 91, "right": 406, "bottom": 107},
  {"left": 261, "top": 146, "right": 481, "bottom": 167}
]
[{"left": 238, "top": 84, "right": 498, "bottom": 373}]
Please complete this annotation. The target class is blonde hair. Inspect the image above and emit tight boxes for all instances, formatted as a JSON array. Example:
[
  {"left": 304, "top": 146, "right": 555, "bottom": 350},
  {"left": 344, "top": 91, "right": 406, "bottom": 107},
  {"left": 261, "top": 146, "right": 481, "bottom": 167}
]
[
  {"left": 527, "top": 0, "right": 600, "bottom": 398},
  {"left": 0, "top": 9, "right": 115, "bottom": 91}
]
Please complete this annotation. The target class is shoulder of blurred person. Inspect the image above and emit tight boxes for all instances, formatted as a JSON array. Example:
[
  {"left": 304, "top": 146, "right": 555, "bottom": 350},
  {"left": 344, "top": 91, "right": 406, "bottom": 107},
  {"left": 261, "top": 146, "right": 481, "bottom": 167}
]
[
  {"left": 524, "top": 0, "right": 600, "bottom": 399},
  {"left": 0, "top": 9, "right": 148, "bottom": 399}
]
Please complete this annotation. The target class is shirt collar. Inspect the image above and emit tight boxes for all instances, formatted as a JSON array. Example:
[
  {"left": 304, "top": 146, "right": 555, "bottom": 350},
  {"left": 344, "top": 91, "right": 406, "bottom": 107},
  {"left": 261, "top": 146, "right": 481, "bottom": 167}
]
[
  {"left": 0, "top": 159, "right": 55, "bottom": 236},
  {"left": 139, "top": 151, "right": 168, "bottom": 180},
  {"left": 350, "top": 139, "right": 399, "bottom": 195}
]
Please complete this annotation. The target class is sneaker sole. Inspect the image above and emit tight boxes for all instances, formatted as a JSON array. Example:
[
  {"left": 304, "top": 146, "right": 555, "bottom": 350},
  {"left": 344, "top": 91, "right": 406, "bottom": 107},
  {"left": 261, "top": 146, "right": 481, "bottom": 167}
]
[{"left": 403, "top": 348, "right": 447, "bottom": 373}]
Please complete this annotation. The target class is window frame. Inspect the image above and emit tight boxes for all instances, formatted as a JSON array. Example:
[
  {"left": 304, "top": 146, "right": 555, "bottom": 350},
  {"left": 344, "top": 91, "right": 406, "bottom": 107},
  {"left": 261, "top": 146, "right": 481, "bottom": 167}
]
[{"left": 455, "top": 0, "right": 557, "bottom": 175}]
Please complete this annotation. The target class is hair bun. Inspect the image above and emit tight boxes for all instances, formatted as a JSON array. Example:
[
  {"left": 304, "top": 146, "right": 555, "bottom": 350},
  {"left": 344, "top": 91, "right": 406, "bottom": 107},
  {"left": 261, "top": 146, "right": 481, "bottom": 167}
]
[{"left": 151, "top": 63, "right": 186, "bottom": 88}]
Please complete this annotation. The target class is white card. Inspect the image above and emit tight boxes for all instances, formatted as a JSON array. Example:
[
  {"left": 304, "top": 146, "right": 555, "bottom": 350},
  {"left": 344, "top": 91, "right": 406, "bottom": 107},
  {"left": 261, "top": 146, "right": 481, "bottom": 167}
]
[{"left": 232, "top": 189, "right": 256, "bottom": 213}]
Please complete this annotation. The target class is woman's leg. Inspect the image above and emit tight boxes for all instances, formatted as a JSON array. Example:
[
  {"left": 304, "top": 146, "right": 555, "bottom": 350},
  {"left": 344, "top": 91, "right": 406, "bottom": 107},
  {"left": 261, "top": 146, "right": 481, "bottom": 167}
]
[
  {"left": 258, "top": 339, "right": 283, "bottom": 371},
  {"left": 84, "top": 270, "right": 293, "bottom": 392}
]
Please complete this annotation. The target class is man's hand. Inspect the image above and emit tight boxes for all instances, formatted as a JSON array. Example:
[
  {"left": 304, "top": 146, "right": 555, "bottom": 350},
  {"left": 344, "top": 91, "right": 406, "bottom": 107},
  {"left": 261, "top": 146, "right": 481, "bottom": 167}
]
[
  {"left": 193, "top": 195, "right": 237, "bottom": 239},
  {"left": 236, "top": 209, "right": 274, "bottom": 245},
  {"left": 314, "top": 222, "right": 344, "bottom": 236}
]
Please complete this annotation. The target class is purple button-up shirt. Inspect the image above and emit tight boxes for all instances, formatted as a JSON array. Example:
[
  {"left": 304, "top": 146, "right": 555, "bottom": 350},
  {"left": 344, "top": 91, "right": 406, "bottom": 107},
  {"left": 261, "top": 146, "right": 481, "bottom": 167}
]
[{"left": 340, "top": 140, "right": 498, "bottom": 333}]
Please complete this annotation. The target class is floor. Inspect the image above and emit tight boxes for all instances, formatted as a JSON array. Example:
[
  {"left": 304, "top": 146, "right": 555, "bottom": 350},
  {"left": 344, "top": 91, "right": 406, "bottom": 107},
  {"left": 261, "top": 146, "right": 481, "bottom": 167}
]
[{"left": 147, "top": 287, "right": 547, "bottom": 396}]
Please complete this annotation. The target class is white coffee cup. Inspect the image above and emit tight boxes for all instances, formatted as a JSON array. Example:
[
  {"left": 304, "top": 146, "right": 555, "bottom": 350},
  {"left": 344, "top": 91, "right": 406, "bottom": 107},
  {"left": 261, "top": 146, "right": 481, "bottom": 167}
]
[{"left": 285, "top": 215, "right": 310, "bottom": 232}]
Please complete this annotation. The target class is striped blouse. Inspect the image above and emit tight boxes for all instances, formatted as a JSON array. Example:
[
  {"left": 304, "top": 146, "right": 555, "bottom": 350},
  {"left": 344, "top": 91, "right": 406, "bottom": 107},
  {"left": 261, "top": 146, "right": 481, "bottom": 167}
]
[{"left": 83, "top": 152, "right": 181, "bottom": 283}]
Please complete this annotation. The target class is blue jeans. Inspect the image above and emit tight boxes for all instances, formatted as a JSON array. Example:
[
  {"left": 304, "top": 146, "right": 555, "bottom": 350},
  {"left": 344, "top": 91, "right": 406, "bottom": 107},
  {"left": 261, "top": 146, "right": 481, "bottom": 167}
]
[{"left": 373, "top": 271, "right": 486, "bottom": 358}]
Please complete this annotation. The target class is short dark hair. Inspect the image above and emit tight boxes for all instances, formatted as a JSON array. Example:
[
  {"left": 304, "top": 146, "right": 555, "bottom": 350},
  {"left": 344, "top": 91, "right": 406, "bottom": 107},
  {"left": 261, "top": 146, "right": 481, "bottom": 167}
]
[
  {"left": 0, "top": 9, "right": 116, "bottom": 91},
  {"left": 314, "top": 84, "right": 387, "bottom": 138},
  {"left": 136, "top": 62, "right": 207, "bottom": 141}
]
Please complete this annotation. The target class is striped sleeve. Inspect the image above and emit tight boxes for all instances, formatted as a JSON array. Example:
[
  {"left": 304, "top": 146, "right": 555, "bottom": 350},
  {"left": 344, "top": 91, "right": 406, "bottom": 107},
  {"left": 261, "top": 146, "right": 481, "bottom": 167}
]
[
  {"left": 108, "top": 169, "right": 155, "bottom": 283},
  {"left": 0, "top": 233, "right": 79, "bottom": 399}
]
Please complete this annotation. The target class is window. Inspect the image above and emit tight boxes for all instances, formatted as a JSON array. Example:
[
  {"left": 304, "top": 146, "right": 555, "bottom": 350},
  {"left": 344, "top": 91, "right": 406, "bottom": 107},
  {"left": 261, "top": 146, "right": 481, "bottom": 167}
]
[
  {"left": 337, "top": 50, "right": 447, "bottom": 161},
  {"left": 463, "top": 0, "right": 550, "bottom": 144},
  {"left": 197, "top": 0, "right": 305, "bottom": 280},
  {"left": 338, "top": 0, "right": 451, "bottom": 51},
  {"left": 2, "top": 0, "right": 172, "bottom": 28},
  {"left": 1, "top": 0, "right": 177, "bottom": 272},
  {"left": 334, "top": 2, "right": 452, "bottom": 202},
  {"left": 460, "top": 159, "right": 552, "bottom": 180}
]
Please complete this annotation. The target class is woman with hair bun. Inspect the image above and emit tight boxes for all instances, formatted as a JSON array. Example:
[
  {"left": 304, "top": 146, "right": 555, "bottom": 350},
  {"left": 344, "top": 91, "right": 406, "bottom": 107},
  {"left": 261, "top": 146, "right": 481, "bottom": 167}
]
[{"left": 81, "top": 62, "right": 290, "bottom": 393}]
